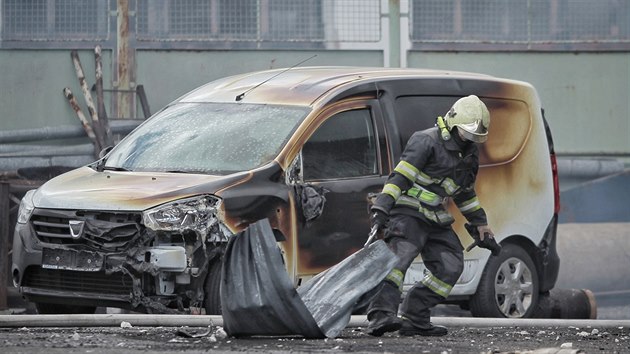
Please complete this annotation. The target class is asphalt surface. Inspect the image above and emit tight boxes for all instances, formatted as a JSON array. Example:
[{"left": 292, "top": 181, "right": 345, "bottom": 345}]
[{"left": 0, "top": 315, "right": 629, "bottom": 353}]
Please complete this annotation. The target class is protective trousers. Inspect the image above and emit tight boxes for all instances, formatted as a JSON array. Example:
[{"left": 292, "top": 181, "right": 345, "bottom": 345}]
[{"left": 367, "top": 214, "right": 464, "bottom": 327}]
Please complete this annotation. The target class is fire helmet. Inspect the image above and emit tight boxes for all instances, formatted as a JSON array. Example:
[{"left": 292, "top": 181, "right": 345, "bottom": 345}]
[{"left": 444, "top": 95, "right": 490, "bottom": 143}]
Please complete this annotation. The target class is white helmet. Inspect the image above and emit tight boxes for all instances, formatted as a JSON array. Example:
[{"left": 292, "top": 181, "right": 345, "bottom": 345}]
[{"left": 444, "top": 95, "right": 490, "bottom": 143}]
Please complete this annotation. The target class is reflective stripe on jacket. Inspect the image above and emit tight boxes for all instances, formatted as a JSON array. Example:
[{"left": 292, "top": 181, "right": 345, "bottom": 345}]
[{"left": 374, "top": 127, "right": 487, "bottom": 226}]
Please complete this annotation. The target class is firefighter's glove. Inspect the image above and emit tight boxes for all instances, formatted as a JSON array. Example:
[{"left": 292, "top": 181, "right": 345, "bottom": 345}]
[
  {"left": 370, "top": 209, "right": 389, "bottom": 231},
  {"left": 464, "top": 223, "right": 501, "bottom": 256}
]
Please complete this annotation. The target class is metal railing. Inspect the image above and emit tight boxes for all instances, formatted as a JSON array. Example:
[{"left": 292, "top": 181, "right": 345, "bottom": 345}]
[
  {"left": 409, "top": 0, "right": 630, "bottom": 50},
  {"left": 2, "top": 0, "right": 628, "bottom": 51}
]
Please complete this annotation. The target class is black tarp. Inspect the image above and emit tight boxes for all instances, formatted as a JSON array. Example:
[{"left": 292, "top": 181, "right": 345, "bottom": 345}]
[{"left": 220, "top": 218, "right": 397, "bottom": 338}]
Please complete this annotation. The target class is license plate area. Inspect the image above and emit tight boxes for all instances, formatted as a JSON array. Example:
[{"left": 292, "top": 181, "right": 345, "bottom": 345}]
[{"left": 42, "top": 248, "right": 104, "bottom": 272}]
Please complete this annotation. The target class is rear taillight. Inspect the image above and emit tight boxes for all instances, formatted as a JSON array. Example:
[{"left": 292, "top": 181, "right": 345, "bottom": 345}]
[{"left": 550, "top": 153, "right": 560, "bottom": 214}]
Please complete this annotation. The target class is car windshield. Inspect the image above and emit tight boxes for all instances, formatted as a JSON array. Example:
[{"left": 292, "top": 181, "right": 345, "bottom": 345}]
[{"left": 104, "top": 102, "right": 310, "bottom": 174}]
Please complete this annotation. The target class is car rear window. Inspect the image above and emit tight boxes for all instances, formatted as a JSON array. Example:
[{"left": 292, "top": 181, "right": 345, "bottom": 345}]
[{"left": 393, "top": 96, "right": 531, "bottom": 165}]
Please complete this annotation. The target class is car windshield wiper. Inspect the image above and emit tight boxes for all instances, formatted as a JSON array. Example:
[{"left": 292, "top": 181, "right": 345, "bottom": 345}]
[{"left": 102, "top": 166, "right": 131, "bottom": 172}]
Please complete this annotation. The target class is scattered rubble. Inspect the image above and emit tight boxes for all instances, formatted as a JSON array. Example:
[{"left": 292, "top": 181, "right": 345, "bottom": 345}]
[{"left": 0, "top": 324, "right": 628, "bottom": 353}]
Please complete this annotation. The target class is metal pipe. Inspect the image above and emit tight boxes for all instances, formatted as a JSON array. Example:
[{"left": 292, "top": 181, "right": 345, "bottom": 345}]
[
  {"left": 63, "top": 87, "right": 99, "bottom": 154},
  {"left": 0, "top": 144, "right": 95, "bottom": 158},
  {"left": 0, "top": 314, "right": 629, "bottom": 329},
  {"left": 0, "top": 143, "right": 94, "bottom": 154},
  {"left": 95, "top": 45, "right": 113, "bottom": 146},
  {"left": 0, "top": 155, "right": 95, "bottom": 172},
  {"left": 347, "top": 316, "right": 630, "bottom": 329},
  {"left": 556, "top": 158, "right": 624, "bottom": 179},
  {"left": 0, "top": 121, "right": 141, "bottom": 144},
  {"left": 387, "top": 0, "right": 401, "bottom": 68},
  {"left": 0, "top": 314, "right": 221, "bottom": 328},
  {"left": 71, "top": 50, "right": 105, "bottom": 150},
  {"left": 557, "top": 152, "right": 630, "bottom": 158},
  {"left": 136, "top": 85, "right": 151, "bottom": 118}
]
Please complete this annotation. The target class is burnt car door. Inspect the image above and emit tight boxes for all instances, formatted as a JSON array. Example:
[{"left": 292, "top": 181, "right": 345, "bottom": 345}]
[{"left": 293, "top": 99, "right": 388, "bottom": 279}]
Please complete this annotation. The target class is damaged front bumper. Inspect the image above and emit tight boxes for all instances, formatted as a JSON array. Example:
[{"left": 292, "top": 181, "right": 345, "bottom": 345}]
[{"left": 12, "top": 194, "right": 231, "bottom": 314}]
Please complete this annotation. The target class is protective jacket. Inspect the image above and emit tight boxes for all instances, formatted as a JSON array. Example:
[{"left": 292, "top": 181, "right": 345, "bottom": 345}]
[{"left": 372, "top": 126, "right": 487, "bottom": 227}]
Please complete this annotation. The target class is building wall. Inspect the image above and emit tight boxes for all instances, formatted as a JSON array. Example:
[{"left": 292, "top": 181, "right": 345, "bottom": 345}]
[
  {"left": 135, "top": 50, "right": 384, "bottom": 114},
  {"left": 0, "top": 50, "right": 111, "bottom": 131},
  {"left": 1, "top": 48, "right": 627, "bottom": 158},
  {"left": 408, "top": 52, "right": 630, "bottom": 155}
]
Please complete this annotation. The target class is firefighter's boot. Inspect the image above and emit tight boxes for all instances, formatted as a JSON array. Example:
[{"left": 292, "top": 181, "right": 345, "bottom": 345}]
[
  {"left": 365, "top": 280, "right": 403, "bottom": 336},
  {"left": 365, "top": 311, "right": 402, "bottom": 337},
  {"left": 398, "top": 319, "right": 448, "bottom": 337}
]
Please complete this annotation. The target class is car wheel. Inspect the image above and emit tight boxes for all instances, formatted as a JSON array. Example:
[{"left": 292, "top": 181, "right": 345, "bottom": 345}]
[
  {"left": 35, "top": 303, "right": 96, "bottom": 314},
  {"left": 469, "top": 243, "right": 539, "bottom": 318},
  {"left": 203, "top": 259, "right": 222, "bottom": 315}
]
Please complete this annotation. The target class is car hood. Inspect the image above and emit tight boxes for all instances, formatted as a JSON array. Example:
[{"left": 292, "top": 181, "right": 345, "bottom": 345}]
[{"left": 33, "top": 166, "right": 247, "bottom": 211}]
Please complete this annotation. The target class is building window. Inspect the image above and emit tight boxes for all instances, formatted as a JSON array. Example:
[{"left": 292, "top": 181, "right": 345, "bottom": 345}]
[
  {"left": 1, "top": 0, "right": 108, "bottom": 41},
  {"left": 410, "top": 0, "right": 630, "bottom": 51}
]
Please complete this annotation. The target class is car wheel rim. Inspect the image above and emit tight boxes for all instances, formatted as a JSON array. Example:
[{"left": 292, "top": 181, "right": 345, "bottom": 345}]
[{"left": 494, "top": 256, "right": 534, "bottom": 318}]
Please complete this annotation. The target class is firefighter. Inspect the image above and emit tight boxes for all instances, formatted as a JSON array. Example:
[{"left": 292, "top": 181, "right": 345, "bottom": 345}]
[{"left": 365, "top": 95, "right": 495, "bottom": 337}]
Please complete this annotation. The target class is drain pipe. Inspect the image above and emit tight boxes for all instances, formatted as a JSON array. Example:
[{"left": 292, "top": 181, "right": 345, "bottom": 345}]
[
  {"left": 0, "top": 144, "right": 94, "bottom": 157},
  {"left": 1, "top": 314, "right": 629, "bottom": 329},
  {"left": 0, "top": 120, "right": 141, "bottom": 144},
  {"left": 557, "top": 158, "right": 625, "bottom": 179},
  {"left": 556, "top": 158, "right": 625, "bottom": 191}
]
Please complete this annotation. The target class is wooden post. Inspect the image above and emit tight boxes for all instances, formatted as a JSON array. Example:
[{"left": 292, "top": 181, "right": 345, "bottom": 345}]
[
  {"left": 116, "top": 0, "right": 135, "bottom": 120},
  {"left": 95, "top": 45, "right": 113, "bottom": 147},
  {"left": 0, "top": 182, "right": 10, "bottom": 311}
]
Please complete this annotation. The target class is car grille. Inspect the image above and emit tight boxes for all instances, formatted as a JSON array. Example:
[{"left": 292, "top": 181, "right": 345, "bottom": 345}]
[
  {"left": 30, "top": 209, "right": 143, "bottom": 251},
  {"left": 22, "top": 266, "right": 133, "bottom": 296}
]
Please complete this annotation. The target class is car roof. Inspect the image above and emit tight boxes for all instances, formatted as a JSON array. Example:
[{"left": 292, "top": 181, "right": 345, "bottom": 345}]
[{"left": 176, "top": 66, "right": 520, "bottom": 107}]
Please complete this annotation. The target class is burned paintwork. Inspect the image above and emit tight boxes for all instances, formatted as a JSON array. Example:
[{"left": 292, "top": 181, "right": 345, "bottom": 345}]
[{"left": 12, "top": 67, "right": 559, "bottom": 317}]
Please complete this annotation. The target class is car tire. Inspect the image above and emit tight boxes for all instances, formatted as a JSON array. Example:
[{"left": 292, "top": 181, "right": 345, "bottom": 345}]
[
  {"left": 203, "top": 259, "right": 222, "bottom": 315},
  {"left": 35, "top": 303, "right": 96, "bottom": 314},
  {"left": 469, "top": 243, "right": 539, "bottom": 318}
]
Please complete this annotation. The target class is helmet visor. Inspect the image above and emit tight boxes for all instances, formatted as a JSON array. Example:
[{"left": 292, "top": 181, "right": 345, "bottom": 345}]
[{"left": 457, "top": 122, "right": 488, "bottom": 143}]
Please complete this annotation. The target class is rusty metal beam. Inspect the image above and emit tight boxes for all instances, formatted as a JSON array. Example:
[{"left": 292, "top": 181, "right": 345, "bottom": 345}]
[
  {"left": 63, "top": 87, "right": 99, "bottom": 155},
  {"left": 70, "top": 51, "right": 105, "bottom": 151}
]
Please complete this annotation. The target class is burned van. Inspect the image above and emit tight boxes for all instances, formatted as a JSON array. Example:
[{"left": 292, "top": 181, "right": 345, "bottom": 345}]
[{"left": 12, "top": 67, "right": 559, "bottom": 317}]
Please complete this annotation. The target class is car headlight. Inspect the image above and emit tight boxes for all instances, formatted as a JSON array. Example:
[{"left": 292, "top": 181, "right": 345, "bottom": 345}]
[
  {"left": 142, "top": 195, "right": 222, "bottom": 235},
  {"left": 17, "top": 189, "right": 36, "bottom": 224}
]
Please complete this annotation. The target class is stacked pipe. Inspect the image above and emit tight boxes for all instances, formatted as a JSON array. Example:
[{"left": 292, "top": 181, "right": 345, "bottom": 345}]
[{"left": 0, "top": 120, "right": 140, "bottom": 174}]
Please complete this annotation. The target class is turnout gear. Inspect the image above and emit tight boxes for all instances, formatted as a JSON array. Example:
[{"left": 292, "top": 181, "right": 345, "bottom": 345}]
[
  {"left": 366, "top": 97, "right": 492, "bottom": 336},
  {"left": 372, "top": 126, "right": 488, "bottom": 227},
  {"left": 367, "top": 215, "right": 464, "bottom": 331},
  {"left": 443, "top": 95, "right": 490, "bottom": 143}
]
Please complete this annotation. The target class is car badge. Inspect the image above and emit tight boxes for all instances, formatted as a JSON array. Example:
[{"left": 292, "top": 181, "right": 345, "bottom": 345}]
[{"left": 69, "top": 220, "right": 85, "bottom": 239}]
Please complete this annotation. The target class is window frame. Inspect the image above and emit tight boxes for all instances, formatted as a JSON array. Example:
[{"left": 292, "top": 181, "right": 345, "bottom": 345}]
[{"left": 300, "top": 102, "right": 383, "bottom": 182}]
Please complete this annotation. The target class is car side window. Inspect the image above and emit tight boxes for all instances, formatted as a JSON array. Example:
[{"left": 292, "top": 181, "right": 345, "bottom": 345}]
[{"left": 302, "top": 108, "right": 377, "bottom": 181}]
